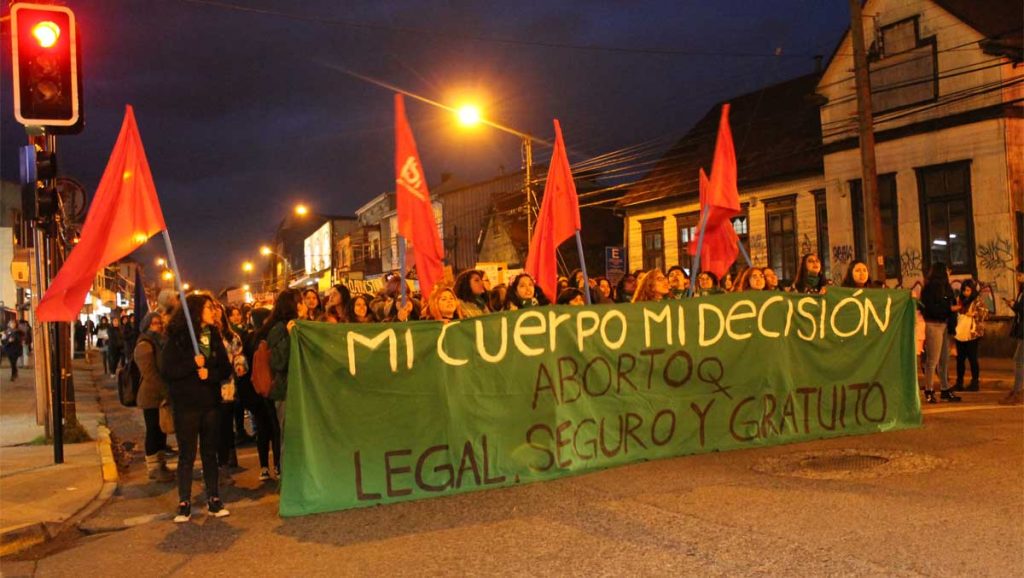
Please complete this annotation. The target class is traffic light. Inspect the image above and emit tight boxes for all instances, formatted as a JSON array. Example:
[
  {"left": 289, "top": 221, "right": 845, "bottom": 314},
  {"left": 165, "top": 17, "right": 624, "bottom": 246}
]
[
  {"left": 19, "top": 144, "right": 59, "bottom": 221},
  {"left": 11, "top": 3, "right": 83, "bottom": 132}
]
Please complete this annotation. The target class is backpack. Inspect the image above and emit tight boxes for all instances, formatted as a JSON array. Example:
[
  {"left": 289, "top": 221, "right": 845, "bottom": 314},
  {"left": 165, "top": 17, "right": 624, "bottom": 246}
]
[
  {"left": 117, "top": 361, "right": 141, "bottom": 407},
  {"left": 251, "top": 340, "right": 274, "bottom": 397}
]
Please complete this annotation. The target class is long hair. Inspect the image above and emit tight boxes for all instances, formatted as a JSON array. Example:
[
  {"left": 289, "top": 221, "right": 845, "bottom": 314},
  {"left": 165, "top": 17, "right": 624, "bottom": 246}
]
[
  {"left": 557, "top": 288, "right": 585, "bottom": 305},
  {"left": 422, "top": 287, "right": 464, "bottom": 321},
  {"left": 505, "top": 273, "right": 549, "bottom": 309},
  {"left": 453, "top": 269, "right": 484, "bottom": 303},
  {"left": 841, "top": 260, "right": 871, "bottom": 288},
  {"left": 733, "top": 267, "right": 765, "bottom": 292},
  {"left": 344, "top": 293, "right": 376, "bottom": 323},
  {"left": 792, "top": 253, "right": 827, "bottom": 292},
  {"left": 632, "top": 269, "right": 666, "bottom": 302},
  {"left": 255, "top": 289, "right": 301, "bottom": 342},
  {"left": 959, "top": 279, "right": 978, "bottom": 307},
  {"left": 167, "top": 294, "right": 212, "bottom": 348}
]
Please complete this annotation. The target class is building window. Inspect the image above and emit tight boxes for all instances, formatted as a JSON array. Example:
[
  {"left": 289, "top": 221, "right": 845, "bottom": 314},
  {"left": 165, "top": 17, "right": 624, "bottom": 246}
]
[
  {"left": 640, "top": 219, "right": 665, "bottom": 271},
  {"left": 850, "top": 175, "right": 900, "bottom": 278},
  {"left": 871, "top": 16, "right": 936, "bottom": 113},
  {"left": 813, "top": 190, "right": 831, "bottom": 277},
  {"left": 917, "top": 161, "right": 974, "bottom": 275},
  {"left": 765, "top": 197, "right": 798, "bottom": 284},
  {"left": 675, "top": 213, "right": 699, "bottom": 274},
  {"left": 727, "top": 211, "right": 750, "bottom": 280}
]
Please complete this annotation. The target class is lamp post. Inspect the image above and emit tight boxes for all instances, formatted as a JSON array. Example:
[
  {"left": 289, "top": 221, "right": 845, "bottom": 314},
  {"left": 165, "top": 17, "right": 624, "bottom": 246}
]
[{"left": 261, "top": 245, "right": 292, "bottom": 291}]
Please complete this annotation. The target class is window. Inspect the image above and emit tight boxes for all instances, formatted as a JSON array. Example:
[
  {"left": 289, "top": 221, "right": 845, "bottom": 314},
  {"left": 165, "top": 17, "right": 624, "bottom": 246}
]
[
  {"left": 850, "top": 175, "right": 900, "bottom": 278},
  {"left": 871, "top": 17, "right": 936, "bottom": 112},
  {"left": 675, "top": 213, "right": 699, "bottom": 273},
  {"left": 728, "top": 211, "right": 750, "bottom": 279},
  {"left": 765, "top": 198, "right": 798, "bottom": 284},
  {"left": 917, "top": 161, "right": 974, "bottom": 275},
  {"left": 640, "top": 219, "right": 665, "bottom": 271},
  {"left": 813, "top": 190, "right": 831, "bottom": 277},
  {"left": 881, "top": 19, "right": 916, "bottom": 55}
]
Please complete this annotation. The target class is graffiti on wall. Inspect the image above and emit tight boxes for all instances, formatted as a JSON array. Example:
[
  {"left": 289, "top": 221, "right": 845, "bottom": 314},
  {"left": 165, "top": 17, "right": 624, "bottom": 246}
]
[
  {"left": 900, "top": 249, "right": 923, "bottom": 280},
  {"left": 832, "top": 245, "right": 853, "bottom": 267},
  {"left": 749, "top": 234, "right": 767, "bottom": 267},
  {"left": 978, "top": 236, "right": 1015, "bottom": 272}
]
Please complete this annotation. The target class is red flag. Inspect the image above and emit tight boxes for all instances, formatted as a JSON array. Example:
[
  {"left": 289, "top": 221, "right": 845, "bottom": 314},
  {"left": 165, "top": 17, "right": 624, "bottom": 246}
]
[
  {"left": 526, "top": 119, "right": 581, "bottom": 301},
  {"left": 689, "top": 104, "right": 740, "bottom": 279},
  {"left": 394, "top": 94, "right": 443, "bottom": 299},
  {"left": 36, "top": 106, "right": 167, "bottom": 321}
]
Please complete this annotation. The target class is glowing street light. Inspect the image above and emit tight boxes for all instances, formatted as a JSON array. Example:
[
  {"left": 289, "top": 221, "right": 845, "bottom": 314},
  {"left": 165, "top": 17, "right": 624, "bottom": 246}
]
[
  {"left": 456, "top": 104, "right": 481, "bottom": 127},
  {"left": 260, "top": 245, "right": 272, "bottom": 257},
  {"left": 294, "top": 204, "right": 309, "bottom": 217},
  {"left": 155, "top": 257, "right": 166, "bottom": 267},
  {"left": 182, "top": 283, "right": 191, "bottom": 291},
  {"left": 242, "top": 261, "right": 254, "bottom": 273},
  {"left": 161, "top": 270, "right": 174, "bottom": 281}
]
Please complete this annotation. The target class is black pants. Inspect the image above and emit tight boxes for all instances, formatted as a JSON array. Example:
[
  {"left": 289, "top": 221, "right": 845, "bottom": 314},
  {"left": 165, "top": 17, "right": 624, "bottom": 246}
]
[
  {"left": 142, "top": 407, "right": 167, "bottom": 456},
  {"left": 955, "top": 339, "right": 980, "bottom": 385},
  {"left": 218, "top": 402, "right": 236, "bottom": 465},
  {"left": 107, "top": 348, "right": 123, "bottom": 375},
  {"left": 173, "top": 404, "right": 220, "bottom": 502},
  {"left": 4, "top": 352, "right": 19, "bottom": 379},
  {"left": 253, "top": 398, "right": 281, "bottom": 470}
]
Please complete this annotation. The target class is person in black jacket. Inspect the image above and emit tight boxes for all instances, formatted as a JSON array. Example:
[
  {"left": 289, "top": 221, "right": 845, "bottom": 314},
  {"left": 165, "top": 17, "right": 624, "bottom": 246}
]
[
  {"left": 919, "top": 262, "right": 962, "bottom": 403},
  {"left": 1000, "top": 263, "right": 1024, "bottom": 405},
  {"left": 160, "top": 294, "right": 232, "bottom": 522}
]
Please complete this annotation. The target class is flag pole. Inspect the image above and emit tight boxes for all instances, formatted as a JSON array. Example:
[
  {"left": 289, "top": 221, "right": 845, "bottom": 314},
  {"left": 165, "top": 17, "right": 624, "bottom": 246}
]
[
  {"left": 688, "top": 204, "right": 712, "bottom": 297},
  {"left": 573, "top": 230, "right": 592, "bottom": 305},
  {"left": 161, "top": 230, "right": 200, "bottom": 356},
  {"left": 398, "top": 235, "right": 408, "bottom": 308},
  {"left": 737, "top": 237, "right": 753, "bottom": 267}
]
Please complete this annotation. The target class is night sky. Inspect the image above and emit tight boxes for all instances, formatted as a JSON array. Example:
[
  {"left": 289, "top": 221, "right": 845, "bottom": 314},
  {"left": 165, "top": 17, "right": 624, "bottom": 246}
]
[{"left": 1, "top": 1, "right": 850, "bottom": 291}]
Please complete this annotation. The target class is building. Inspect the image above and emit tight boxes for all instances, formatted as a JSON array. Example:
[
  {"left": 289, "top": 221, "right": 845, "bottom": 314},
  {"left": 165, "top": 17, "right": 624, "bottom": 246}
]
[
  {"left": 817, "top": 0, "right": 1022, "bottom": 326},
  {"left": 618, "top": 73, "right": 827, "bottom": 286}
]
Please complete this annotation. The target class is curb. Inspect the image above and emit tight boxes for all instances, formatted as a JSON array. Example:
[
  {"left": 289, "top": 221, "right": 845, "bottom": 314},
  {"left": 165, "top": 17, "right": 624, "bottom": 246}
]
[{"left": 0, "top": 378, "right": 120, "bottom": 558}]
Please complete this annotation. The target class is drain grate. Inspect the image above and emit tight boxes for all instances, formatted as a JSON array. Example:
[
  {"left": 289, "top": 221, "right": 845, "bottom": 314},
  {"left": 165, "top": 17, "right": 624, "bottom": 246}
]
[{"left": 753, "top": 449, "right": 945, "bottom": 480}]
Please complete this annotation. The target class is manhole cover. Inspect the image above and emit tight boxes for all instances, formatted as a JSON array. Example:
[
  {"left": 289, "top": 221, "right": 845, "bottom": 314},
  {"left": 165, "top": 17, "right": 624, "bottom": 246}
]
[
  {"left": 753, "top": 449, "right": 946, "bottom": 480},
  {"left": 799, "top": 454, "right": 890, "bottom": 472}
]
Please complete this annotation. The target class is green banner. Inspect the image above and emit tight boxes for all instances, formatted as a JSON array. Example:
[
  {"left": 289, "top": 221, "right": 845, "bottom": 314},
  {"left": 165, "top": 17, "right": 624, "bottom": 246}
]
[{"left": 280, "top": 288, "right": 920, "bottom": 517}]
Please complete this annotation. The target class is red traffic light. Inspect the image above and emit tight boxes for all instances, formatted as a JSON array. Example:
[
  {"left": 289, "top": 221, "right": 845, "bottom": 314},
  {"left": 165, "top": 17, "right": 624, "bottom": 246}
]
[{"left": 11, "top": 3, "right": 82, "bottom": 129}]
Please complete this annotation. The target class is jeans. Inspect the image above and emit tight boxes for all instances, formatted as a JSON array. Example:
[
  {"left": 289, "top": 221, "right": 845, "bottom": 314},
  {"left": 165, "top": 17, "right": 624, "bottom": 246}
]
[
  {"left": 254, "top": 398, "right": 281, "bottom": 470},
  {"left": 1013, "top": 340, "right": 1023, "bottom": 395},
  {"left": 954, "top": 339, "right": 980, "bottom": 386},
  {"left": 923, "top": 322, "right": 951, "bottom": 392},
  {"left": 4, "top": 352, "right": 19, "bottom": 379},
  {"left": 142, "top": 407, "right": 167, "bottom": 456},
  {"left": 173, "top": 405, "right": 220, "bottom": 502}
]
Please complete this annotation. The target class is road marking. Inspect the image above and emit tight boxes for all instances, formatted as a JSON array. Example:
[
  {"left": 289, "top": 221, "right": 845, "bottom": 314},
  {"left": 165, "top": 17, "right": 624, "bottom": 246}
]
[{"left": 922, "top": 404, "right": 1023, "bottom": 415}]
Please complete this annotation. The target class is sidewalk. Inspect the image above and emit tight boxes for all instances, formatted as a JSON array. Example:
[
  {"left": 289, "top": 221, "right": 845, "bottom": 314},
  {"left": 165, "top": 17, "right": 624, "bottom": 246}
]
[{"left": 0, "top": 355, "right": 117, "bottom": 557}]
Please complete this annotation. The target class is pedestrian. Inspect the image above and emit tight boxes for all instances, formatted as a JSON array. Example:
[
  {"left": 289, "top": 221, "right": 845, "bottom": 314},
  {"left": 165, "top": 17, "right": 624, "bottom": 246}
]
[
  {"left": 763, "top": 267, "right": 781, "bottom": 291},
  {"left": 454, "top": 270, "right": 491, "bottom": 318},
  {"left": 920, "top": 262, "right": 962, "bottom": 404},
  {"left": 614, "top": 274, "right": 637, "bottom": 303},
  {"left": 227, "top": 306, "right": 254, "bottom": 446},
  {"left": 371, "top": 275, "right": 420, "bottom": 322},
  {"left": 694, "top": 271, "right": 722, "bottom": 296},
  {"left": 2, "top": 320, "right": 24, "bottom": 380},
  {"left": 488, "top": 284, "right": 508, "bottom": 313},
  {"left": 255, "top": 288, "right": 307, "bottom": 476},
  {"left": 594, "top": 276, "right": 614, "bottom": 303},
  {"left": 107, "top": 316, "right": 125, "bottom": 377},
  {"left": 953, "top": 279, "right": 988, "bottom": 392},
  {"left": 556, "top": 277, "right": 569, "bottom": 296},
  {"left": 160, "top": 294, "right": 232, "bottom": 522},
  {"left": 85, "top": 318, "right": 95, "bottom": 349},
  {"left": 134, "top": 312, "right": 174, "bottom": 483},
  {"left": 632, "top": 269, "right": 670, "bottom": 302},
  {"left": 123, "top": 313, "right": 139, "bottom": 364},
  {"left": 247, "top": 307, "right": 281, "bottom": 480},
  {"left": 557, "top": 288, "right": 586, "bottom": 306},
  {"left": 214, "top": 305, "right": 243, "bottom": 485},
  {"left": 790, "top": 254, "right": 828, "bottom": 294},
  {"left": 74, "top": 319, "right": 86, "bottom": 355},
  {"left": 301, "top": 288, "right": 322, "bottom": 321},
  {"left": 422, "top": 287, "right": 465, "bottom": 322},
  {"left": 345, "top": 293, "right": 377, "bottom": 323},
  {"left": 504, "top": 273, "right": 550, "bottom": 310},
  {"left": 732, "top": 267, "right": 766, "bottom": 292},
  {"left": 666, "top": 266, "right": 689, "bottom": 299},
  {"left": 322, "top": 284, "right": 351, "bottom": 323},
  {"left": 1000, "top": 263, "right": 1024, "bottom": 405},
  {"left": 95, "top": 316, "right": 111, "bottom": 374},
  {"left": 842, "top": 261, "right": 872, "bottom": 289}
]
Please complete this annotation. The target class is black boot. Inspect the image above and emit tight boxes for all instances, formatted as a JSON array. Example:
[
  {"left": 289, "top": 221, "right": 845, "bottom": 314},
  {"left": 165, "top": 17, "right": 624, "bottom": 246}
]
[
  {"left": 940, "top": 389, "right": 962, "bottom": 402},
  {"left": 966, "top": 379, "right": 979, "bottom": 392},
  {"left": 953, "top": 381, "right": 964, "bottom": 392},
  {"left": 924, "top": 390, "right": 937, "bottom": 404}
]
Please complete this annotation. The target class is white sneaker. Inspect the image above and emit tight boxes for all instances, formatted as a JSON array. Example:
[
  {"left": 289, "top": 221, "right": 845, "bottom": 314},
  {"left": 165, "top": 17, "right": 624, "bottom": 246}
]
[
  {"left": 208, "top": 498, "right": 230, "bottom": 518},
  {"left": 173, "top": 501, "right": 191, "bottom": 523}
]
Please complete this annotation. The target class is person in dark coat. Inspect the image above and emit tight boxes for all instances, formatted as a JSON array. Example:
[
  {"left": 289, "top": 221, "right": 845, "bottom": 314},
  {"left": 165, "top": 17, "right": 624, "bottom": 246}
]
[
  {"left": 1001, "top": 263, "right": 1024, "bottom": 405},
  {"left": 2, "top": 320, "right": 25, "bottom": 380},
  {"left": 919, "top": 262, "right": 962, "bottom": 404},
  {"left": 134, "top": 312, "right": 173, "bottom": 482},
  {"left": 160, "top": 294, "right": 232, "bottom": 522}
]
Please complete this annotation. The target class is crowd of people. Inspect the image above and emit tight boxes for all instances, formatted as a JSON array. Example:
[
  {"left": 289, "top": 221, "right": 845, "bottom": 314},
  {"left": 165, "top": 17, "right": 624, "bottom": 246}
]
[{"left": 28, "top": 252, "right": 1018, "bottom": 524}]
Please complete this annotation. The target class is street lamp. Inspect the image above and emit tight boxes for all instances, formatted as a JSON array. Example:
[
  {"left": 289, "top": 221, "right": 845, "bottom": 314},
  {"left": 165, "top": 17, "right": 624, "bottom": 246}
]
[
  {"left": 294, "top": 203, "right": 309, "bottom": 217},
  {"left": 242, "top": 261, "right": 254, "bottom": 273},
  {"left": 182, "top": 283, "right": 191, "bottom": 291},
  {"left": 456, "top": 104, "right": 481, "bottom": 127},
  {"left": 161, "top": 270, "right": 174, "bottom": 281},
  {"left": 260, "top": 246, "right": 293, "bottom": 290},
  {"left": 155, "top": 257, "right": 166, "bottom": 267}
]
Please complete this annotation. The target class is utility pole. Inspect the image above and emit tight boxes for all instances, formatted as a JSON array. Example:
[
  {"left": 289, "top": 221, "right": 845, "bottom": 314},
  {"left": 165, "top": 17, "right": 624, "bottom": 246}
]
[
  {"left": 849, "top": 0, "right": 887, "bottom": 283},
  {"left": 522, "top": 137, "right": 534, "bottom": 242}
]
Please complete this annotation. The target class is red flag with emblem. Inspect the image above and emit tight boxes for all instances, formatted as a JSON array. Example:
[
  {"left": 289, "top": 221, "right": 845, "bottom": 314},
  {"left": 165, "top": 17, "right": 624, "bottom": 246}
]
[
  {"left": 36, "top": 106, "right": 167, "bottom": 321},
  {"left": 526, "top": 119, "right": 581, "bottom": 301},
  {"left": 395, "top": 94, "right": 444, "bottom": 299}
]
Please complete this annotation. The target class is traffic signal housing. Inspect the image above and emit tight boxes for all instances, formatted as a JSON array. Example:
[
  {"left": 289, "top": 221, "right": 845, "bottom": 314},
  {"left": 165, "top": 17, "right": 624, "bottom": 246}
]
[{"left": 11, "top": 3, "right": 83, "bottom": 132}]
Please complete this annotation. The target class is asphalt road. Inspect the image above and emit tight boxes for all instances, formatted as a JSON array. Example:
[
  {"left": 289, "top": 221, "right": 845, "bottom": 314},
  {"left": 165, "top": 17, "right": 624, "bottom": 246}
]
[{"left": 3, "top": 386, "right": 1021, "bottom": 577}]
